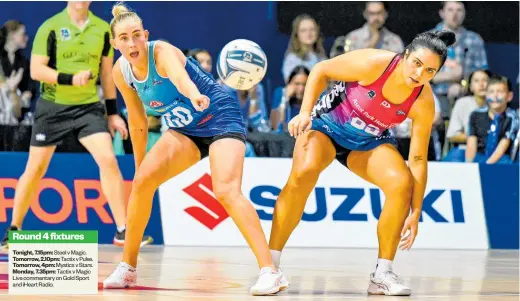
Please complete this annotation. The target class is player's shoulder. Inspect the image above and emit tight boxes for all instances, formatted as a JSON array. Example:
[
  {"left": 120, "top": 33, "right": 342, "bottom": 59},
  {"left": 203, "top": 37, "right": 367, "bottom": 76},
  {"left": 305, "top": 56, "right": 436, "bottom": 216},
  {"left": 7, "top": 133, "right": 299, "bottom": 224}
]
[
  {"left": 153, "top": 40, "right": 176, "bottom": 53},
  {"left": 113, "top": 56, "right": 127, "bottom": 77},
  {"left": 153, "top": 40, "right": 185, "bottom": 63},
  {"left": 415, "top": 83, "right": 435, "bottom": 109},
  {"left": 347, "top": 48, "right": 396, "bottom": 62},
  {"left": 352, "top": 49, "right": 400, "bottom": 83}
]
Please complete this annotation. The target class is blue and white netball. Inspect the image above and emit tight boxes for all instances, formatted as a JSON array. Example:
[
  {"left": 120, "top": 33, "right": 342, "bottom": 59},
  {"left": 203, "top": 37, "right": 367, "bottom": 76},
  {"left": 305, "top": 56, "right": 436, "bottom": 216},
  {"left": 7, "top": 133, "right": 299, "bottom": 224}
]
[{"left": 217, "top": 39, "right": 267, "bottom": 90}]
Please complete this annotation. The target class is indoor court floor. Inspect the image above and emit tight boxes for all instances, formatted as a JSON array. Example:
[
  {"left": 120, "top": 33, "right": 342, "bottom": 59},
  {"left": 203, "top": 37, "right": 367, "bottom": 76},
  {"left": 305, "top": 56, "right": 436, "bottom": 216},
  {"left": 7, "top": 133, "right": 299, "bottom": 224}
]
[{"left": 0, "top": 245, "right": 518, "bottom": 300}]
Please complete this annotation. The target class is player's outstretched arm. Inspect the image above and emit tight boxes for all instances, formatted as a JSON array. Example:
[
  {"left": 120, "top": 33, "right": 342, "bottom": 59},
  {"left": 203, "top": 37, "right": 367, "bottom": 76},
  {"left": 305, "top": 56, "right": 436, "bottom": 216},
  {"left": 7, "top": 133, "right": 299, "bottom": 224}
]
[
  {"left": 112, "top": 60, "right": 148, "bottom": 171},
  {"left": 155, "top": 41, "right": 209, "bottom": 111}
]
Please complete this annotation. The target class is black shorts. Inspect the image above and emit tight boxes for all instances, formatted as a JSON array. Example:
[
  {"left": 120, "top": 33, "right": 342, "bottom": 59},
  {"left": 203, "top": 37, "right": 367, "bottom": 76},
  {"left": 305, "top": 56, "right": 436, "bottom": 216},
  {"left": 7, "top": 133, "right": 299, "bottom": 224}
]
[
  {"left": 30, "top": 98, "right": 109, "bottom": 147},
  {"left": 183, "top": 132, "right": 246, "bottom": 159},
  {"left": 325, "top": 135, "right": 354, "bottom": 169}
]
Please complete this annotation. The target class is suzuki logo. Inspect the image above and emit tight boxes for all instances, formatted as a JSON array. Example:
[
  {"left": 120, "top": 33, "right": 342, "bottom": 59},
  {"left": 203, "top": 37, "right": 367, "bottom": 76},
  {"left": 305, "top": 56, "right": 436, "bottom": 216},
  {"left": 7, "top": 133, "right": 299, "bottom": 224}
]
[
  {"left": 380, "top": 101, "right": 391, "bottom": 108},
  {"left": 251, "top": 186, "right": 465, "bottom": 223},
  {"left": 182, "top": 174, "right": 228, "bottom": 229}
]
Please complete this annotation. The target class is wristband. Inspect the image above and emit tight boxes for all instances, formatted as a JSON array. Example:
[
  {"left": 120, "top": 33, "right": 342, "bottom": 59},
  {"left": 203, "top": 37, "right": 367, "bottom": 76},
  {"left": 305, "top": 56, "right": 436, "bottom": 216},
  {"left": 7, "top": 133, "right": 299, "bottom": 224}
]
[
  {"left": 105, "top": 98, "right": 118, "bottom": 115},
  {"left": 57, "top": 73, "right": 74, "bottom": 85}
]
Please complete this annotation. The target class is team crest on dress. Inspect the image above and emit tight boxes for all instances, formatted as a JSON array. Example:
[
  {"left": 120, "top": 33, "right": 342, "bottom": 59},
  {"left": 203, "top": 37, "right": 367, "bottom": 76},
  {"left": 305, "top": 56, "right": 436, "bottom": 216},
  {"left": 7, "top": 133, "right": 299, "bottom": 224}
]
[
  {"left": 367, "top": 90, "right": 376, "bottom": 99},
  {"left": 396, "top": 110, "right": 406, "bottom": 116},
  {"left": 60, "top": 28, "right": 71, "bottom": 41}
]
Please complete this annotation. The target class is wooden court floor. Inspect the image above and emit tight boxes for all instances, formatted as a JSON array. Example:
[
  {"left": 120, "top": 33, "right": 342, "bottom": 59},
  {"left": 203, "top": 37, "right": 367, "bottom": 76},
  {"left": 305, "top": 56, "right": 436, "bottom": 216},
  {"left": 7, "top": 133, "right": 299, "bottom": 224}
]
[{"left": 0, "top": 245, "right": 517, "bottom": 300}]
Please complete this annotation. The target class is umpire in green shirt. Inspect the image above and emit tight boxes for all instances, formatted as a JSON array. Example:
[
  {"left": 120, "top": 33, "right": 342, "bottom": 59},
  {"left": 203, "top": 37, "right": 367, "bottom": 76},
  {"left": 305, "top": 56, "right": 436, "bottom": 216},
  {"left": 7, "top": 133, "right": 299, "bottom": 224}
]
[{"left": 2, "top": 1, "right": 153, "bottom": 248}]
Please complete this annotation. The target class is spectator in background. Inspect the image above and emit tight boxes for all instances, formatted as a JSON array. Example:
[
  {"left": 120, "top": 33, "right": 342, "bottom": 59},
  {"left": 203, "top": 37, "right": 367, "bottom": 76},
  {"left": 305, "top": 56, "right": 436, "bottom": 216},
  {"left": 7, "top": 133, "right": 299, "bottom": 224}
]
[
  {"left": 0, "top": 20, "right": 35, "bottom": 121},
  {"left": 330, "top": 2, "right": 404, "bottom": 58},
  {"left": 0, "top": 65, "right": 29, "bottom": 125},
  {"left": 282, "top": 14, "right": 326, "bottom": 83},
  {"left": 391, "top": 94, "right": 443, "bottom": 161},
  {"left": 188, "top": 48, "right": 212, "bottom": 75},
  {"left": 431, "top": 1, "right": 488, "bottom": 118},
  {"left": 444, "top": 69, "right": 490, "bottom": 161},
  {"left": 270, "top": 66, "right": 309, "bottom": 133},
  {"left": 0, "top": 66, "right": 32, "bottom": 151},
  {"left": 466, "top": 74, "right": 518, "bottom": 164}
]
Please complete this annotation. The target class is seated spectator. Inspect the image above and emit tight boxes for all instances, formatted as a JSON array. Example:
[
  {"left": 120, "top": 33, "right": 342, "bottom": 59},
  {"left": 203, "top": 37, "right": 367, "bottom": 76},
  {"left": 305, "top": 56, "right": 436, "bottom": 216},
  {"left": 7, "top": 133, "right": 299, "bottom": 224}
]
[
  {"left": 443, "top": 69, "right": 490, "bottom": 161},
  {"left": 218, "top": 77, "right": 270, "bottom": 134},
  {"left": 282, "top": 14, "right": 326, "bottom": 83},
  {"left": 270, "top": 66, "right": 309, "bottom": 132},
  {"left": 0, "top": 66, "right": 31, "bottom": 151},
  {"left": 391, "top": 94, "right": 442, "bottom": 161},
  {"left": 430, "top": 1, "right": 488, "bottom": 119},
  {"left": 330, "top": 1, "right": 404, "bottom": 58},
  {"left": 0, "top": 65, "right": 30, "bottom": 125},
  {"left": 187, "top": 48, "right": 212, "bottom": 75},
  {"left": 0, "top": 20, "right": 35, "bottom": 125},
  {"left": 113, "top": 106, "right": 162, "bottom": 155},
  {"left": 466, "top": 75, "right": 519, "bottom": 164}
]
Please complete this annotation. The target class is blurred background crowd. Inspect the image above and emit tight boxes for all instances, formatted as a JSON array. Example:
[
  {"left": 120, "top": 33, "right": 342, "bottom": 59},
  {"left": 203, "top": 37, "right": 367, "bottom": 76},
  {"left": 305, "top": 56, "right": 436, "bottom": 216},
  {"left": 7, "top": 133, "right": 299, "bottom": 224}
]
[{"left": 0, "top": 1, "right": 518, "bottom": 164}]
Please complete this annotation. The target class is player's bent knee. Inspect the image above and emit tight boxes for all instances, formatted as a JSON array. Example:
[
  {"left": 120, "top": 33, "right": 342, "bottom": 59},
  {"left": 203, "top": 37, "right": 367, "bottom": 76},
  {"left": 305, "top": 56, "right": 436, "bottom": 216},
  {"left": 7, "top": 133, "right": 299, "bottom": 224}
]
[
  {"left": 213, "top": 183, "right": 242, "bottom": 208},
  {"left": 24, "top": 161, "right": 49, "bottom": 180},
  {"left": 288, "top": 163, "right": 321, "bottom": 188},
  {"left": 382, "top": 169, "right": 414, "bottom": 202},
  {"left": 94, "top": 153, "right": 119, "bottom": 170},
  {"left": 132, "top": 170, "right": 158, "bottom": 194}
]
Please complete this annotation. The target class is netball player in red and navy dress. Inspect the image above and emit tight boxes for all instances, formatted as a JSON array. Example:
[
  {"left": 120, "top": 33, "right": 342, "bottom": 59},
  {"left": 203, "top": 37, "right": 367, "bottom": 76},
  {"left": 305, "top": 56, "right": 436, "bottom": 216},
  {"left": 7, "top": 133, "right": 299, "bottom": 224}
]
[{"left": 267, "top": 31, "right": 456, "bottom": 296}]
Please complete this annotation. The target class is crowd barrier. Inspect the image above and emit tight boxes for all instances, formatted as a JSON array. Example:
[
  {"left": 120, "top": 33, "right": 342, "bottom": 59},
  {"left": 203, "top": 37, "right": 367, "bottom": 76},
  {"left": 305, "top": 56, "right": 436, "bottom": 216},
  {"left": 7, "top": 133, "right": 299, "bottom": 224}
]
[{"left": 0, "top": 153, "right": 517, "bottom": 249}]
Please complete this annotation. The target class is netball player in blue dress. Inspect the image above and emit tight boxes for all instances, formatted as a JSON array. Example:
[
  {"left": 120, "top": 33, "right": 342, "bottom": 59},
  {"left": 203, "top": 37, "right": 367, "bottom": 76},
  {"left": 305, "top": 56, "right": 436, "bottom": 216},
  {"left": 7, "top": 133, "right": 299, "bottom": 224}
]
[{"left": 102, "top": 3, "right": 284, "bottom": 295}]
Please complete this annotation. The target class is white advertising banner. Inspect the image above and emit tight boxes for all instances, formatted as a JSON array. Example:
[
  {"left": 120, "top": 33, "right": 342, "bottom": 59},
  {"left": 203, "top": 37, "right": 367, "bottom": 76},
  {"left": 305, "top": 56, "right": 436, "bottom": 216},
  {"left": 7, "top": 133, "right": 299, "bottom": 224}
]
[{"left": 158, "top": 159, "right": 488, "bottom": 249}]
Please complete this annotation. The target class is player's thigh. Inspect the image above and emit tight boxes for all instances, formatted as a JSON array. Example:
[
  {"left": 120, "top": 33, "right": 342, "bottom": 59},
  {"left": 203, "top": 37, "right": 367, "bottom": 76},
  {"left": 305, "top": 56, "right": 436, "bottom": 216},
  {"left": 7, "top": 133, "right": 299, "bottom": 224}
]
[
  {"left": 133, "top": 129, "right": 202, "bottom": 188},
  {"left": 347, "top": 143, "right": 413, "bottom": 194},
  {"left": 208, "top": 134, "right": 246, "bottom": 200},
  {"left": 289, "top": 130, "right": 336, "bottom": 181}
]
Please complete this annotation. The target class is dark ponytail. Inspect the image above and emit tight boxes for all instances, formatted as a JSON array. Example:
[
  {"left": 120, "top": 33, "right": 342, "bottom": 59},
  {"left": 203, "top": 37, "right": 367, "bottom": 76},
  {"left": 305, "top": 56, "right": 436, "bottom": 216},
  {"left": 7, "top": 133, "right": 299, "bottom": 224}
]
[{"left": 402, "top": 30, "right": 456, "bottom": 68}]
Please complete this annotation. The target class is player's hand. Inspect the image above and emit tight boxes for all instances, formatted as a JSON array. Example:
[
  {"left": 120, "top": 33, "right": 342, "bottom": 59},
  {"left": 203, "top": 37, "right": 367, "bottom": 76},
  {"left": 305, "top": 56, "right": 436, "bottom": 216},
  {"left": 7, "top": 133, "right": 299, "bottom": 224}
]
[
  {"left": 284, "top": 83, "right": 296, "bottom": 99},
  {"left": 107, "top": 114, "right": 129, "bottom": 140},
  {"left": 6, "top": 68, "right": 24, "bottom": 91},
  {"left": 288, "top": 112, "right": 312, "bottom": 138},
  {"left": 399, "top": 214, "right": 419, "bottom": 251},
  {"left": 73, "top": 70, "right": 92, "bottom": 87},
  {"left": 190, "top": 94, "right": 210, "bottom": 112}
]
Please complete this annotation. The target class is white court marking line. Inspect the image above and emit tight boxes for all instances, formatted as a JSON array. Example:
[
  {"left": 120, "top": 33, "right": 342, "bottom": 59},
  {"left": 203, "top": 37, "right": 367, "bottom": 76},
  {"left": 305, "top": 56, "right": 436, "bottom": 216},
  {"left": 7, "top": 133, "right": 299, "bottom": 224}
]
[
  {"left": 167, "top": 293, "right": 520, "bottom": 299},
  {"left": 2, "top": 294, "right": 141, "bottom": 297}
]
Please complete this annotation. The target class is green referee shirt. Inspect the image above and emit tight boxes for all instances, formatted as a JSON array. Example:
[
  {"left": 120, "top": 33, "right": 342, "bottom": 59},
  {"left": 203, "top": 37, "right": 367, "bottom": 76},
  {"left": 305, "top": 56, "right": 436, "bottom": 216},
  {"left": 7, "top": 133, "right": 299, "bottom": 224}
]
[{"left": 32, "top": 9, "right": 113, "bottom": 105}]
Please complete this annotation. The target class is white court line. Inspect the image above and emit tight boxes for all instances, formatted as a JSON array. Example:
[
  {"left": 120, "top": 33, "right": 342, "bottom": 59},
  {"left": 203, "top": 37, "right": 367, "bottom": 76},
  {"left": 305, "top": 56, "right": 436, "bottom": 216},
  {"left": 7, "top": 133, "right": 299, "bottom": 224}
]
[
  {"left": 3, "top": 294, "right": 141, "bottom": 297},
  {"left": 167, "top": 293, "right": 520, "bottom": 299}
]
